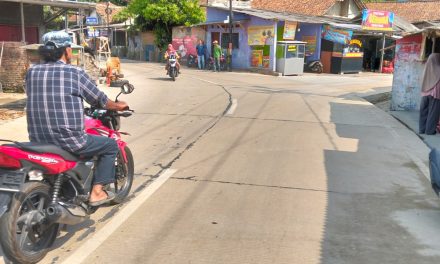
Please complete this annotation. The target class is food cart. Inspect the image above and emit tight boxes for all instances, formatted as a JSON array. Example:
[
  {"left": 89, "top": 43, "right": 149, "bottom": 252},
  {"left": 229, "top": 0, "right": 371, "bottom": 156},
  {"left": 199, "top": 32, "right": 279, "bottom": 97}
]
[{"left": 276, "top": 41, "right": 306, "bottom": 76}]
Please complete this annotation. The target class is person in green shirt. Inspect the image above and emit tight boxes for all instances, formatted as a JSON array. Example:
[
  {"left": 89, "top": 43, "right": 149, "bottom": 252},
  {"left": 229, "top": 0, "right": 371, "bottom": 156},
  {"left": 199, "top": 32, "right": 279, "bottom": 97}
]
[{"left": 212, "top": 40, "right": 222, "bottom": 72}]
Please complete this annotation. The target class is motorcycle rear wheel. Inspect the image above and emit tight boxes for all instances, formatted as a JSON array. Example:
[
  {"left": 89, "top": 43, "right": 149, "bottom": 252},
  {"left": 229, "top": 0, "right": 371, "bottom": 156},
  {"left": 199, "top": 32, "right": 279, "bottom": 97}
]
[
  {"left": 112, "top": 146, "right": 134, "bottom": 204},
  {"left": 0, "top": 182, "right": 59, "bottom": 264}
]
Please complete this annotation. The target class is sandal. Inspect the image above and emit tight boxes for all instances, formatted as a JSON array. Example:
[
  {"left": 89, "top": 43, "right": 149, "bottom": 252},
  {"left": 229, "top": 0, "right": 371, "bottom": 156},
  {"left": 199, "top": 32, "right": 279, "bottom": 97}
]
[{"left": 89, "top": 190, "right": 115, "bottom": 207}]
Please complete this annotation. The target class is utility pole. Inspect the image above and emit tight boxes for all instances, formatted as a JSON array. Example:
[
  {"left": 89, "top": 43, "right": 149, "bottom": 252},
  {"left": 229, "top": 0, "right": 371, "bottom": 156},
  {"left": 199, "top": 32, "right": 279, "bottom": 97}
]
[
  {"left": 105, "top": 1, "right": 112, "bottom": 46},
  {"left": 228, "top": 0, "right": 233, "bottom": 71}
]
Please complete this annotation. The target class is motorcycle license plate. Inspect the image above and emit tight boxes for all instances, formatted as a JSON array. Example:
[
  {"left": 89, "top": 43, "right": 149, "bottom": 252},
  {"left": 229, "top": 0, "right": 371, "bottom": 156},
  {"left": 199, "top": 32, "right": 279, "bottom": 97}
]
[{"left": 0, "top": 169, "right": 26, "bottom": 192}]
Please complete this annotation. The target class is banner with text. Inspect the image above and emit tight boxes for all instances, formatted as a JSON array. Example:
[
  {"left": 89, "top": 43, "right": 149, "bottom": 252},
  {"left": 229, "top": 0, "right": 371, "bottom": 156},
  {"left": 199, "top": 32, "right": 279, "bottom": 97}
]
[
  {"left": 248, "top": 26, "right": 275, "bottom": 46},
  {"left": 321, "top": 25, "right": 353, "bottom": 45},
  {"left": 362, "top": 10, "right": 394, "bottom": 31}
]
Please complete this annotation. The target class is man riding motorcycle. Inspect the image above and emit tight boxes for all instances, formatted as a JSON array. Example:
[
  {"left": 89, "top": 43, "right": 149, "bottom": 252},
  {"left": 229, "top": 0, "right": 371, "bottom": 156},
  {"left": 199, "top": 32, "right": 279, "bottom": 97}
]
[
  {"left": 27, "top": 31, "right": 129, "bottom": 206},
  {"left": 164, "top": 44, "right": 181, "bottom": 74}
]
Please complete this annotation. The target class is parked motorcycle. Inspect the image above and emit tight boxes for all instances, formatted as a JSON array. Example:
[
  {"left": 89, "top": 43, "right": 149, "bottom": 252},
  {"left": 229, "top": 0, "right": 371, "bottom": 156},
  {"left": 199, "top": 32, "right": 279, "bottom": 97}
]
[
  {"left": 304, "top": 59, "right": 323, "bottom": 74},
  {"left": 0, "top": 82, "right": 135, "bottom": 264},
  {"left": 207, "top": 54, "right": 226, "bottom": 71},
  {"left": 186, "top": 54, "right": 197, "bottom": 68},
  {"left": 167, "top": 53, "right": 179, "bottom": 81}
]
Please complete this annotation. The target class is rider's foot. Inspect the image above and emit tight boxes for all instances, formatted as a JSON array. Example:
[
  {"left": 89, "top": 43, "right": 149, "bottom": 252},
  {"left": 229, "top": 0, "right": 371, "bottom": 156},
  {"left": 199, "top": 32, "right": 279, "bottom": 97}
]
[{"left": 89, "top": 184, "right": 115, "bottom": 206}]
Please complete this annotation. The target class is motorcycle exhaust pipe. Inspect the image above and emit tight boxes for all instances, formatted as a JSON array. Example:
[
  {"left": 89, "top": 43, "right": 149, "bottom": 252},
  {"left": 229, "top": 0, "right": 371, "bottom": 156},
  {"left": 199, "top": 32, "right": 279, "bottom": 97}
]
[{"left": 46, "top": 202, "right": 87, "bottom": 225}]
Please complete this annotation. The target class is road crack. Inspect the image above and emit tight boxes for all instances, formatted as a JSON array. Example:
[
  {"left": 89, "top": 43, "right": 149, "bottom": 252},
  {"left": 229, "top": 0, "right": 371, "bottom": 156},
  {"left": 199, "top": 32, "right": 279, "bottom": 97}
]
[{"left": 170, "top": 176, "right": 349, "bottom": 195}]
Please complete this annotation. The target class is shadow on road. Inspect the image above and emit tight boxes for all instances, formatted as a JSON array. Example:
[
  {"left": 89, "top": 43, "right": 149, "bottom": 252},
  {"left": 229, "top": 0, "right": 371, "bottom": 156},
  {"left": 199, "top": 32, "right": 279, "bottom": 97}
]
[
  {"left": 320, "top": 101, "right": 440, "bottom": 264},
  {"left": 148, "top": 77, "right": 173, "bottom": 81}
]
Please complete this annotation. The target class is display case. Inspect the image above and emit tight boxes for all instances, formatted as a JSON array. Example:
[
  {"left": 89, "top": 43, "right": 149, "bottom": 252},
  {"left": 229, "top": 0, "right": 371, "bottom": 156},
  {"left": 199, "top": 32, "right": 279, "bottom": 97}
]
[{"left": 276, "top": 41, "right": 306, "bottom": 76}]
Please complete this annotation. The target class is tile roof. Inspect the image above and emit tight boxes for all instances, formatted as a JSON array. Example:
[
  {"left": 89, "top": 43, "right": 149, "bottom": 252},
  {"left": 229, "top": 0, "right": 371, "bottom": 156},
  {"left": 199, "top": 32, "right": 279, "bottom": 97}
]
[
  {"left": 95, "top": 2, "right": 124, "bottom": 24},
  {"left": 365, "top": 2, "right": 440, "bottom": 23},
  {"left": 251, "top": 0, "right": 338, "bottom": 16}
]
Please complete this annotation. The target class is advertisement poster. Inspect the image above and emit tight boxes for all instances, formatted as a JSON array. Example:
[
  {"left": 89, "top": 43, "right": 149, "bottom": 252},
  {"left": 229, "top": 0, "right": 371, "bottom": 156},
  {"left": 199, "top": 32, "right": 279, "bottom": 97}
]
[
  {"left": 395, "top": 34, "right": 422, "bottom": 62},
  {"left": 283, "top": 21, "right": 297, "bottom": 40},
  {"left": 248, "top": 26, "right": 275, "bottom": 46},
  {"left": 302, "top": 35, "right": 317, "bottom": 56},
  {"left": 321, "top": 25, "right": 353, "bottom": 45},
  {"left": 362, "top": 10, "right": 394, "bottom": 31},
  {"left": 251, "top": 50, "right": 263, "bottom": 67},
  {"left": 263, "top": 56, "right": 270, "bottom": 68}
]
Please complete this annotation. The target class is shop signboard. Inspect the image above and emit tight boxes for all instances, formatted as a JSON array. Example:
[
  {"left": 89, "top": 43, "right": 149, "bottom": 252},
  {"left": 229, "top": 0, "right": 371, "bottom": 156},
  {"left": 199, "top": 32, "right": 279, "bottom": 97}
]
[
  {"left": 283, "top": 21, "right": 297, "bottom": 40},
  {"left": 321, "top": 25, "right": 352, "bottom": 45},
  {"left": 86, "top": 17, "right": 98, "bottom": 26},
  {"left": 248, "top": 26, "right": 275, "bottom": 46},
  {"left": 362, "top": 10, "right": 394, "bottom": 31},
  {"left": 395, "top": 34, "right": 423, "bottom": 62},
  {"left": 251, "top": 50, "right": 263, "bottom": 67},
  {"left": 87, "top": 27, "right": 100, "bottom": 38},
  {"left": 302, "top": 35, "right": 317, "bottom": 56}
]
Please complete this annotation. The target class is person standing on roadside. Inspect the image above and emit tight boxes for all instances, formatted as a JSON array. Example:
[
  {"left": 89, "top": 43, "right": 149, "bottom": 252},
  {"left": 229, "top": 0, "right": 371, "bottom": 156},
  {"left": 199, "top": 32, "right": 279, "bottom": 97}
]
[
  {"left": 419, "top": 53, "right": 440, "bottom": 135},
  {"left": 196, "top": 40, "right": 206, "bottom": 70},
  {"left": 213, "top": 40, "right": 222, "bottom": 72}
]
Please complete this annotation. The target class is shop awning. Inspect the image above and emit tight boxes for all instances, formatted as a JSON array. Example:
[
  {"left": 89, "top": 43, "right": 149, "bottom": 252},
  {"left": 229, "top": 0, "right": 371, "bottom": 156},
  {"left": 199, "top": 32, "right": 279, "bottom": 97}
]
[
  {"left": 208, "top": 6, "right": 350, "bottom": 25},
  {"left": 194, "top": 19, "right": 249, "bottom": 27},
  {"left": 0, "top": 0, "right": 95, "bottom": 9}
]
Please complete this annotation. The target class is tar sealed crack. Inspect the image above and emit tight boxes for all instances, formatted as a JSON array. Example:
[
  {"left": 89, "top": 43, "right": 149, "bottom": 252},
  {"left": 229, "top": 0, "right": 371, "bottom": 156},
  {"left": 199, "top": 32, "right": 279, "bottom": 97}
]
[{"left": 171, "top": 176, "right": 348, "bottom": 195}]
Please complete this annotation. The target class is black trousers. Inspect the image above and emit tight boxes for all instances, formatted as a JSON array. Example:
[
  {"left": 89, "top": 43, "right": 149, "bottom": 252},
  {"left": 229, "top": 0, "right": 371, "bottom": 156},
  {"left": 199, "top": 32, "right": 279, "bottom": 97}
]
[{"left": 419, "top": 95, "right": 440, "bottom": 135}]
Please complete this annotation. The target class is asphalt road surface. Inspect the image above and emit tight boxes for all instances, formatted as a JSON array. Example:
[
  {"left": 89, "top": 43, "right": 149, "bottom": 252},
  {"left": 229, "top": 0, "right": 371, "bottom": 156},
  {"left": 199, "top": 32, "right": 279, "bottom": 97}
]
[{"left": 1, "top": 62, "right": 439, "bottom": 264}]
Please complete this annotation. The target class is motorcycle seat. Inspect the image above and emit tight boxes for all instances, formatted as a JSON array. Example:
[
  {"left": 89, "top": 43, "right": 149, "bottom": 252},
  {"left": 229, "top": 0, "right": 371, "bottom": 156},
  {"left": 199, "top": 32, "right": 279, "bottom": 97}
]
[{"left": 5, "top": 142, "right": 80, "bottom": 161}]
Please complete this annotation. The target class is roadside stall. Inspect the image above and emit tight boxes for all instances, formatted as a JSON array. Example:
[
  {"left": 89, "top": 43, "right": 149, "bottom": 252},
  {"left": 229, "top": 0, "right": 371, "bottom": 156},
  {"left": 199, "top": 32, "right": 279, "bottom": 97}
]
[
  {"left": 276, "top": 41, "right": 306, "bottom": 75},
  {"left": 321, "top": 25, "right": 363, "bottom": 74}
]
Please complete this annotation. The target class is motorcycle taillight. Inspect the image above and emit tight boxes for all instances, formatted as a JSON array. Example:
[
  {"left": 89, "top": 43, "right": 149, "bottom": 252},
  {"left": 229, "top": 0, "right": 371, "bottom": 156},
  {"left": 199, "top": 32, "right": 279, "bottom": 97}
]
[{"left": 0, "top": 152, "right": 21, "bottom": 169}]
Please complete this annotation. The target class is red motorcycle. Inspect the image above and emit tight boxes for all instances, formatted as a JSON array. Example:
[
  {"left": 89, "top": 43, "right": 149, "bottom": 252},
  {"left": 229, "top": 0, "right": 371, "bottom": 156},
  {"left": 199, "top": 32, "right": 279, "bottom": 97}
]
[{"left": 0, "top": 82, "right": 135, "bottom": 264}]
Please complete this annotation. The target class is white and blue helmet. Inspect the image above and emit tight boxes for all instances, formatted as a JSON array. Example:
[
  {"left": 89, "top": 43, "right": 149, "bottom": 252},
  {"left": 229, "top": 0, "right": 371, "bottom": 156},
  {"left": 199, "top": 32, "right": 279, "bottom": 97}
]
[{"left": 42, "top": 31, "right": 73, "bottom": 48}]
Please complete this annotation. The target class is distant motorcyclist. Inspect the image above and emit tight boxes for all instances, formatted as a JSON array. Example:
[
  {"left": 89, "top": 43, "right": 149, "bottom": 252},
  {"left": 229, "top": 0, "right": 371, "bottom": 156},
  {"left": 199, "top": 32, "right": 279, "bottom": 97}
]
[{"left": 164, "top": 44, "right": 180, "bottom": 73}]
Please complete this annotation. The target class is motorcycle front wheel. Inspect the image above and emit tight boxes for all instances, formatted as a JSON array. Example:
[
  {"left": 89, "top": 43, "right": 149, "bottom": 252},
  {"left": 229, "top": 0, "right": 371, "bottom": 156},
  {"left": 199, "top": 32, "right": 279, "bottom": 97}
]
[
  {"left": 112, "top": 146, "right": 134, "bottom": 204},
  {"left": 0, "top": 182, "right": 59, "bottom": 264},
  {"left": 171, "top": 69, "right": 176, "bottom": 81}
]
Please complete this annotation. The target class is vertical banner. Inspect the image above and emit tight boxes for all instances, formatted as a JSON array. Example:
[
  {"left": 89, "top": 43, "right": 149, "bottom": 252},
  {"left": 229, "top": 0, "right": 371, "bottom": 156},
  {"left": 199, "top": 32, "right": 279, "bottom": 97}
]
[
  {"left": 283, "top": 21, "right": 297, "bottom": 40},
  {"left": 251, "top": 50, "right": 263, "bottom": 67},
  {"left": 362, "top": 10, "right": 394, "bottom": 31}
]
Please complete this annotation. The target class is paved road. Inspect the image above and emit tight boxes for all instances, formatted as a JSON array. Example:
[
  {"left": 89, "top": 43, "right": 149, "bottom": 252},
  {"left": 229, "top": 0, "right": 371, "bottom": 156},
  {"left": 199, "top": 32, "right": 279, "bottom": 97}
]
[{"left": 1, "top": 62, "right": 439, "bottom": 264}]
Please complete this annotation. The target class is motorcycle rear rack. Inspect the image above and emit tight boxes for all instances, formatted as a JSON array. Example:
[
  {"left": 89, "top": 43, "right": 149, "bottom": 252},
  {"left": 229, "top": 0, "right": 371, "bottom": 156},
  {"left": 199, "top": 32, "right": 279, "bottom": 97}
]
[{"left": 0, "top": 139, "right": 26, "bottom": 148}]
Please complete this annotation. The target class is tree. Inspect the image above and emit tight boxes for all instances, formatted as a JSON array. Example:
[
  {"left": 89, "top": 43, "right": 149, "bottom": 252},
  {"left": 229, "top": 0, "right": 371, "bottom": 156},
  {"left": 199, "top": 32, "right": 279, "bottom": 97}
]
[{"left": 126, "top": 0, "right": 205, "bottom": 50}]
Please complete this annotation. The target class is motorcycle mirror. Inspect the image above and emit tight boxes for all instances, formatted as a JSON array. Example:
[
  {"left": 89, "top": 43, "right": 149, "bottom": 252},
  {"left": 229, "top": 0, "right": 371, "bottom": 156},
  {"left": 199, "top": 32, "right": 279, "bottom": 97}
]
[{"left": 121, "top": 82, "right": 135, "bottom": 94}]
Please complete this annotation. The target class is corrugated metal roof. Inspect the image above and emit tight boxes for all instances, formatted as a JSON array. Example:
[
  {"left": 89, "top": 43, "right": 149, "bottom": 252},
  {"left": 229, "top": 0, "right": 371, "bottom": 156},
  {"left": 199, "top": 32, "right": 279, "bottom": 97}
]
[{"left": 0, "top": 0, "right": 96, "bottom": 9}]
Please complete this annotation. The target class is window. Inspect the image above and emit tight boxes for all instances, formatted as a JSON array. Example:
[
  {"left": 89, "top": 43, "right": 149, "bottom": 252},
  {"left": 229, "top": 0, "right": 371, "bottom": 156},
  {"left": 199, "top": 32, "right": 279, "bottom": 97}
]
[
  {"left": 221, "top": 33, "right": 239, "bottom": 49},
  {"left": 424, "top": 37, "right": 440, "bottom": 59}
]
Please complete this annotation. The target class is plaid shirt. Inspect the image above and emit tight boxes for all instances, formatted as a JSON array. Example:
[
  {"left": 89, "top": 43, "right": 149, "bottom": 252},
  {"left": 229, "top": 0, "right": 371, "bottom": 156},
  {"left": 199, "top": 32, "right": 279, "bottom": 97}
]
[{"left": 26, "top": 61, "right": 108, "bottom": 152}]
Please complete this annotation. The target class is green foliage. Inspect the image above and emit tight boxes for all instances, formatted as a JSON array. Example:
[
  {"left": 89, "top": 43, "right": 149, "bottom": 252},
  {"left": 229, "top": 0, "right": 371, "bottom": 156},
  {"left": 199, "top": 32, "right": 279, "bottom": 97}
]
[
  {"left": 126, "top": 0, "right": 205, "bottom": 50},
  {"left": 113, "top": 7, "right": 132, "bottom": 23},
  {"left": 43, "top": 6, "right": 66, "bottom": 31}
]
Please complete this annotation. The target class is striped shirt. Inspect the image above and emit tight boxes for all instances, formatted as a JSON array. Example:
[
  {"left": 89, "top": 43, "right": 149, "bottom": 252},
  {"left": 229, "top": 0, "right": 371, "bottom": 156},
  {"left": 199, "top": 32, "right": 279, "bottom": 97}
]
[{"left": 25, "top": 60, "right": 108, "bottom": 152}]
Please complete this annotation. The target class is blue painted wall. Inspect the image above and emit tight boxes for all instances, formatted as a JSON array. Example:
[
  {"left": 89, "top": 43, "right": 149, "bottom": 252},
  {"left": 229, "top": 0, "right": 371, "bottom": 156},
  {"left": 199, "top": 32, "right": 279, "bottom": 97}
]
[
  {"left": 277, "top": 21, "right": 322, "bottom": 63},
  {"left": 295, "top": 23, "right": 322, "bottom": 63},
  {"left": 206, "top": 7, "right": 276, "bottom": 69},
  {"left": 206, "top": 8, "right": 248, "bottom": 22}
]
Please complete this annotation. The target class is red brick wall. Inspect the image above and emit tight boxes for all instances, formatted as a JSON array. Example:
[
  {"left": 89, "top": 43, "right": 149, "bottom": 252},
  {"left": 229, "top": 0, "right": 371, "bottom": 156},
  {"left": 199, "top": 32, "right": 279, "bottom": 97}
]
[{"left": 0, "top": 42, "right": 28, "bottom": 93}]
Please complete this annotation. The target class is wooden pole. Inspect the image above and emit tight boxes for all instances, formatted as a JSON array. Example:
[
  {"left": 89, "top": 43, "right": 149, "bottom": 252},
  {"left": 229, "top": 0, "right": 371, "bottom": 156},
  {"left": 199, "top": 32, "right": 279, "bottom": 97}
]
[
  {"left": 20, "top": 2, "right": 25, "bottom": 43},
  {"left": 379, "top": 33, "right": 386, "bottom": 73}
]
